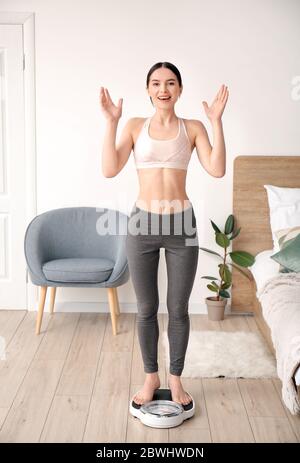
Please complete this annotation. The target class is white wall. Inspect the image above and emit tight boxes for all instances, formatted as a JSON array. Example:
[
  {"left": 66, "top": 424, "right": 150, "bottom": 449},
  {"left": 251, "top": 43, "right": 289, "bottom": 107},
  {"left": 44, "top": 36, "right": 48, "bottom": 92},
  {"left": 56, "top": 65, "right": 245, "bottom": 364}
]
[{"left": 1, "top": 0, "right": 299, "bottom": 312}]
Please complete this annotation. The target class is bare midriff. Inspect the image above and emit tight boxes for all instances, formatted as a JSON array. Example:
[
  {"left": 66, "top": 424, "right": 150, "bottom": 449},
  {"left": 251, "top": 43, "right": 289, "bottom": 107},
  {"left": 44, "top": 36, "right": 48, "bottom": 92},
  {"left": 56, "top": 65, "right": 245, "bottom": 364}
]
[
  {"left": 135, "top": 168, "right": 192, "bottom": 214},
  {"left": 131, "top": 118, "right": 196, "bottom": 214}
]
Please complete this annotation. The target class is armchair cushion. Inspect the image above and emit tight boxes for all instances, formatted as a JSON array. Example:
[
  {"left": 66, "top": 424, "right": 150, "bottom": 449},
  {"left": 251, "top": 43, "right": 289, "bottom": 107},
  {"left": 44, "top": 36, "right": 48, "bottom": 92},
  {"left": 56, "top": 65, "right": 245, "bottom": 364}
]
[{"left": 42, "top": 257, "right": 114, "bottom": 283}]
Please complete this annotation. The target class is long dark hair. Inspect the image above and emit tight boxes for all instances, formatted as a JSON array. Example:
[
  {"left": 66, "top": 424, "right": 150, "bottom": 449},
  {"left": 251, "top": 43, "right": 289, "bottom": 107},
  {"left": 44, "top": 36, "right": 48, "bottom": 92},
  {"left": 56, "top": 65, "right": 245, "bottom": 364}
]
[{"left": 146, "top": 62, "right": 182, "bottom": 106}]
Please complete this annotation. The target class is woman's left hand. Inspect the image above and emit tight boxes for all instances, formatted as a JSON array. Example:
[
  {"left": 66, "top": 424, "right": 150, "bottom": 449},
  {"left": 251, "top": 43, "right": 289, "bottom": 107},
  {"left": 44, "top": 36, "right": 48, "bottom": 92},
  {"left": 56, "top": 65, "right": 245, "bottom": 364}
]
[{"left": 202, "top": 85, "right": 229, "bottom": 122}]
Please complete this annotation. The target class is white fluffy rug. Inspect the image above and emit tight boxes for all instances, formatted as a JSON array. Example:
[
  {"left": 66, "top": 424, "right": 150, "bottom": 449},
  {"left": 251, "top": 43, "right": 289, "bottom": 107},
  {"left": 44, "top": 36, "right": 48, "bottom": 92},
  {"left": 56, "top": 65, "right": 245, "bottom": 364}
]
[{"left": 162, "top": 330, "right": 278, "bottom": 379}]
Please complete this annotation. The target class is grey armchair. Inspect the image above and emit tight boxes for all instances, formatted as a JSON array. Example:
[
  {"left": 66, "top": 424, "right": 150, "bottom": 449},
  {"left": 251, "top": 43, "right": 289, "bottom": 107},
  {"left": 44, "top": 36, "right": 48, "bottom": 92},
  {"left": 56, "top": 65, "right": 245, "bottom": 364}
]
[{"left": 24, "top": 207, "right": 129, "bottom": 335}]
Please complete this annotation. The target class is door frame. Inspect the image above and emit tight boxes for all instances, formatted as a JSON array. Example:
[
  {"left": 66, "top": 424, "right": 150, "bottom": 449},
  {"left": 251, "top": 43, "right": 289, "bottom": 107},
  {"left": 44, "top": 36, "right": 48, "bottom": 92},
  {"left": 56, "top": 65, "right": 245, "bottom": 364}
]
[{"left": 0, "top": 13, "right": 37, "bottom": 311}]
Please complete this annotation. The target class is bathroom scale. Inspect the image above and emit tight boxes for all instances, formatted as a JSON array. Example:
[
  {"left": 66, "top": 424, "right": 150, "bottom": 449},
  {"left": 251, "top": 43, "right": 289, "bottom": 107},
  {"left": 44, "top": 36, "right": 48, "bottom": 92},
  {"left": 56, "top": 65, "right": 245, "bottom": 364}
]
[{"left": 129, "top": 388, "right": 195, "bottom": 428}]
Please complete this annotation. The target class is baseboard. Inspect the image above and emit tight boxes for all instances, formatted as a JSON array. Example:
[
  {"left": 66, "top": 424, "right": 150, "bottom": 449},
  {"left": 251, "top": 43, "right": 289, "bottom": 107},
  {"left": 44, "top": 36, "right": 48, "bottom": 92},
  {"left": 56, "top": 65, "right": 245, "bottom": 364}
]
[{"left": 24, "top": 301, "right": 213, "bottom": 314}]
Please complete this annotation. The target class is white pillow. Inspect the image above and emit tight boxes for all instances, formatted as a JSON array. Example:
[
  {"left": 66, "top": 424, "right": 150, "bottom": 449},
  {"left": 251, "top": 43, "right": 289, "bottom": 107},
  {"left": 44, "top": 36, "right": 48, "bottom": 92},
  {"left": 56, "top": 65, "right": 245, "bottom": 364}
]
[
  {"left": 264, "top": 184, "right": 300, "bottom": 252},
  {"left": 251, "top": 249, "right": 280, "bottom": 294}
]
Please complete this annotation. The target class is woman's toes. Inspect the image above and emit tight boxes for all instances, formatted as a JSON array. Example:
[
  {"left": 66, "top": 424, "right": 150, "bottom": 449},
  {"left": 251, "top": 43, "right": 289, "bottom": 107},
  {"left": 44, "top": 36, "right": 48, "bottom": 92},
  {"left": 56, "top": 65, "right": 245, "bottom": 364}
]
[
  {"left": 171, "top": 391, "right": 192, "bottom": 405},
  {"left": 133, "top": 392, "right": 141, "bottom": 404},
  {"left": 184, "top": 393, "right": 192, "bottom": 405}
]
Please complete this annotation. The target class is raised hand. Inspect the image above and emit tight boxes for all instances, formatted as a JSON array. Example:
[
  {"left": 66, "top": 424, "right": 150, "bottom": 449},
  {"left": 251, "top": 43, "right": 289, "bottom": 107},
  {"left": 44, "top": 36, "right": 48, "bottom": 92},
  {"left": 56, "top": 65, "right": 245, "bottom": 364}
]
[
  {"left": 202, "top": 85, "right": 229, "bottom": 122},
  {"left": 99, "top": 87, "right": 123, "bottom": 122}
]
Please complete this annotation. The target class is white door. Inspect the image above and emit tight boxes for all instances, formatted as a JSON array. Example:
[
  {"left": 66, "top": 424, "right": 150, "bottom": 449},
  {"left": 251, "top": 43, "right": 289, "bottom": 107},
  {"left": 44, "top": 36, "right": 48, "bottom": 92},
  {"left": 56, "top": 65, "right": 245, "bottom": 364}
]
[{"left": 0, "top": 25, "right": 27, "bottom": 309}]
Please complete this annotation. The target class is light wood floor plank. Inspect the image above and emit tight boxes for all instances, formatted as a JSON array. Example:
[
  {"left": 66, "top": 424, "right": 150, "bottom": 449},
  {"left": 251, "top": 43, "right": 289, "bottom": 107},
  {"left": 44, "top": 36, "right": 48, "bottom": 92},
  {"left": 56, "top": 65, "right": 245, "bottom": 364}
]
[
  {"left": 83, "top": 350, "right": 132, "bottom": 443},
  {"left": 0, "top": 359, "right": 66, "bottom": 442},
  {"left": 101, "top": 313, "right": 135, "bottom": 353},
  {"left": 39, "top": 313, "right": 107, "bottom": 442},
  {"left": 0, "top": 312, "right": 51, "bottom": 407},
  {"left": 83, "top": 313, "right": 135, "bottom": 443},
  {"left": 56, "top": 313, "right": 107, "bottom": 395},
  {"left": 249, "top": 416, "right": 298, "bottom": 442},
  {"left": 0, "top": 408, "right": 9, "bottom": 430},
  {"left": 40, "top": 395, "right": 90, "bottom": 443},
  {"left": 273, "top": 378, "right": 300, "bottom": 442},
  {"left": 34, "top": 313, "right": 80, "bottom": 361},
  {"left": 170, "top": 427, "right": 211, "bottom": 443},
  {"left": 0, "top": 310, "right": 27, "bottom": 347},
  {"left": 202, "top": 378, "right": 255, "bottom": 442},
  {"left": 0, "top": 313, "right": 80, "bottom": 442},
  {"left": 238, "top": 379, "right": 286, "bottom": 418}
]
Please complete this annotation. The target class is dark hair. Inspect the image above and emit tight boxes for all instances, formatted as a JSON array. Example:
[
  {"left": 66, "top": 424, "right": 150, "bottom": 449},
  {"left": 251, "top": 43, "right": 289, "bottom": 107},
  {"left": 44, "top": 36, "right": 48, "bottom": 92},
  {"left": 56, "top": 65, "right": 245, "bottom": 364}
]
[{"left": 146, "top": 62, "right": 182, "bottom": 106}]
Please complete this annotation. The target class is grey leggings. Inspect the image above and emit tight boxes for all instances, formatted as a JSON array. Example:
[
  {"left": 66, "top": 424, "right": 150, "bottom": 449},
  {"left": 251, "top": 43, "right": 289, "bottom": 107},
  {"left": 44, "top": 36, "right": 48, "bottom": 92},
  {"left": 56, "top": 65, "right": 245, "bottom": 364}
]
[{"left": 125, "top": 203, "right": 199, "bottom": 376}]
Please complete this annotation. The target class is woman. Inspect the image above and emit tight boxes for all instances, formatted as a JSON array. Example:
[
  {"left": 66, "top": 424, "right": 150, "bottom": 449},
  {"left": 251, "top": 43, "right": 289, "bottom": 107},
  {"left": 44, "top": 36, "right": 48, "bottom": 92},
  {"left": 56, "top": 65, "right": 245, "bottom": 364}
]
[{"left": 100, "top": 62, "right": 228, "bottom": 406}]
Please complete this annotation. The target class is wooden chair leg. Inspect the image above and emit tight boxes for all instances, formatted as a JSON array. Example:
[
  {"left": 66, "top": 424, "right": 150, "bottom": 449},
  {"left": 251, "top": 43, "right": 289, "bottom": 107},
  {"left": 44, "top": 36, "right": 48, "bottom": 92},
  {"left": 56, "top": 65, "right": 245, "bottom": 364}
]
[
  {"left": 107, "top": 288, "right": 118, "bottom": 335},
  {"left": 36, "top": 286, "right": 48, "bottom": 335},
  {"left": 112, "top": 287, "right": 120, "bottom": 316},
  {"left": 49, "top": 287, "right": 57, "bottom": 314}
]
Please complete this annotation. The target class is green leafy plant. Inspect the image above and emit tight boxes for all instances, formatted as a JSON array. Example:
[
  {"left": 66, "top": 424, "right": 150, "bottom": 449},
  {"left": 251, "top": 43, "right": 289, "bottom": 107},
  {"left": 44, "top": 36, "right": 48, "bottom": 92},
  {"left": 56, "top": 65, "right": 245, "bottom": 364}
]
[{"left": 199, "top": 214, "right": 255, "bottom": 300}]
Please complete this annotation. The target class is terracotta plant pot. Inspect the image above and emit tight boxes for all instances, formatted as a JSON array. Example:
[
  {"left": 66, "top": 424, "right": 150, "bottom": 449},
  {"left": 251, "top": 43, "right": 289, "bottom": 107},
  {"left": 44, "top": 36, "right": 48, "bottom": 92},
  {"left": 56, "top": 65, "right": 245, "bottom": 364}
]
[{"left": 205, "top": 296, "right": 227, "bottom": 321}]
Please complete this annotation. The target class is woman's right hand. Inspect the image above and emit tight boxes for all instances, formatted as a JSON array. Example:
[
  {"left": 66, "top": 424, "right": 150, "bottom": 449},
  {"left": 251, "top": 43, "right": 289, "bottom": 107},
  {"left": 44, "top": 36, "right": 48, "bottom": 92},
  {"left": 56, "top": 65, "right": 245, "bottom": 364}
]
[{"left": 99, "top": 87, "right": 123, "bottom": 122}]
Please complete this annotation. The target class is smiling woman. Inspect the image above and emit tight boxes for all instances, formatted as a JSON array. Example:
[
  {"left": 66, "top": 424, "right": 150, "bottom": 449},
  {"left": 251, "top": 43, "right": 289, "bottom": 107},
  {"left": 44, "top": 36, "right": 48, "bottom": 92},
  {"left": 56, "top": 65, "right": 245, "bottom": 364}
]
[
  {"left": 147, "top": 63, "right": 181, "bottom": 108},
  {"left": 99, "top": 61, "right": 229, "bottom": 411}
]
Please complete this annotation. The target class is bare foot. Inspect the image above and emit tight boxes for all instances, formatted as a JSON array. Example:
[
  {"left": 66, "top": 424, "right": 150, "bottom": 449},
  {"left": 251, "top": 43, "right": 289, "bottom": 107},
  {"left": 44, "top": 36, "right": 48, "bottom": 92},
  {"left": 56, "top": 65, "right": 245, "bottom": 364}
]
[
  {"left": 168, "top": 374, "right": 192, "bottom": 405},
  {"left": 133, "top": 373, "right": 161, "bottom": 405}
]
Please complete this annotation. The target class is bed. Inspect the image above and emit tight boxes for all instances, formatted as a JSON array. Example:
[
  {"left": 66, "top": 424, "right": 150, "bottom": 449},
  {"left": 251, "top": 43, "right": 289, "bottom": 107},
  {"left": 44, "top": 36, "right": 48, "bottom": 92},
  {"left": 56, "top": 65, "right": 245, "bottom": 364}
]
[{"left": 231, "top": 155, "right": 300, "bottom": 414}]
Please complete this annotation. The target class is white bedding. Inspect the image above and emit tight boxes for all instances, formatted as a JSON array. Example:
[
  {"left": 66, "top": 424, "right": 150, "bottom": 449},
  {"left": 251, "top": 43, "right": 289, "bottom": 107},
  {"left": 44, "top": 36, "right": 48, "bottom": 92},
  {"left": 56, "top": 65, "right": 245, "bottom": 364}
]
[
  {"left": 251, "top": 250, "right": 300, "bottom": 387},
  {"left": 251, "top": 249, "right": 280, "bottom": 295}
]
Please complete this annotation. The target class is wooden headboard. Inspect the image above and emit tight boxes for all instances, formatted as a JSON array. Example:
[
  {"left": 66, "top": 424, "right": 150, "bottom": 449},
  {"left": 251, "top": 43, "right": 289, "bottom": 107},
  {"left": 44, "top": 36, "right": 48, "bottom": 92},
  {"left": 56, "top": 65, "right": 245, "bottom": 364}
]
[{"left": 231, "top": 155, "right": 300, "bottom": 313}]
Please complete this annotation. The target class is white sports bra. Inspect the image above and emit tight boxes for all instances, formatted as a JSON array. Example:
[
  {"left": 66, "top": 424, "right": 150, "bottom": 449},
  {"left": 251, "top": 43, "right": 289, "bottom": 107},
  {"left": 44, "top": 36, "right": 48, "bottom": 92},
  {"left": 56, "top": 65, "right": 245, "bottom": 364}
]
[{"left": 133, "top": 117, "right": 193, "bottom": 170}]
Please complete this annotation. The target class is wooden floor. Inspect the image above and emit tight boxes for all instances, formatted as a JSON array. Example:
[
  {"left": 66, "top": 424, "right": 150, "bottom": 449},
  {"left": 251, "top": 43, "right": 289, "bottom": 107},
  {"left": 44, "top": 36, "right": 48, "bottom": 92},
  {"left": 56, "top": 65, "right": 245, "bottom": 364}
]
[{"left": 0, "top": 310, "right": 299, "bottom": 443}]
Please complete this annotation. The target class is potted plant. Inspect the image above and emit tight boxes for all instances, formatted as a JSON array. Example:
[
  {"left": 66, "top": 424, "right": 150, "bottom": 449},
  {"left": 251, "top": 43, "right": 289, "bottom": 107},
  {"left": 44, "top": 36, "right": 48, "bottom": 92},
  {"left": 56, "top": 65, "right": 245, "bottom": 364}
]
[{"left": 199, "top": 214, "right": 255, "bottom": 321}]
